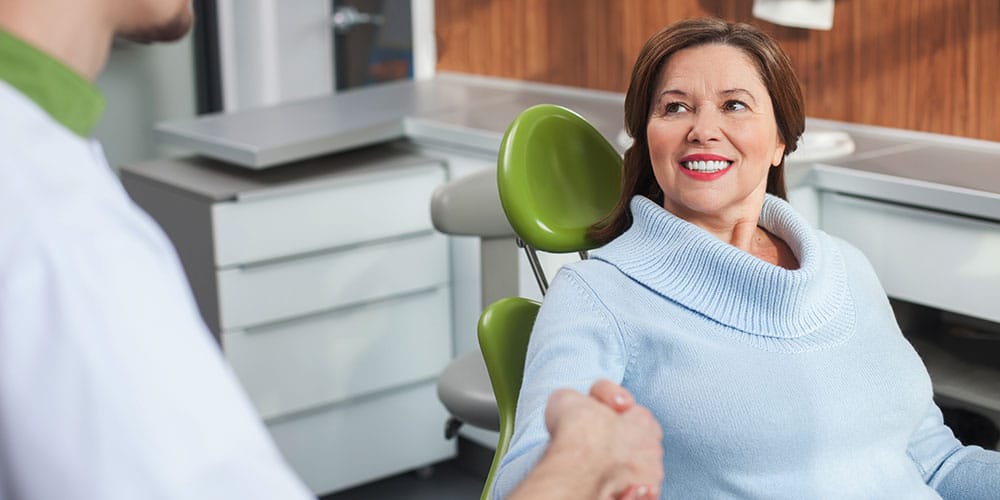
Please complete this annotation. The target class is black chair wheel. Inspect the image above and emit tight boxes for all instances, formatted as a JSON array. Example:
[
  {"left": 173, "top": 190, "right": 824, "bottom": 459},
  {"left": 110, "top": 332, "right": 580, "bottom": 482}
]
[{"left": 444, "top": 417, "right": 463, "bottom": 439}]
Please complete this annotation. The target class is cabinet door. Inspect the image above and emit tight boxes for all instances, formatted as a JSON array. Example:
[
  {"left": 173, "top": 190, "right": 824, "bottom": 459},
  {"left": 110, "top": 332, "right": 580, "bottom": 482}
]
[
  {"left": 216, "top": 233, "right": 448, "bottom": 330},
  {"left": 212, "top": 164, "right": 445, "bottom": 267},
  {"left": 224, "top": 286, "right": 452, "bottom": 420}
]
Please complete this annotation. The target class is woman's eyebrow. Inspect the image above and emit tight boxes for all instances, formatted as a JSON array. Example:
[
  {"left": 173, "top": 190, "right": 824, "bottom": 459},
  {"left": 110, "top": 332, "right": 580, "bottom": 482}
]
[
  {"left": 657, "top": 89, "right": 689, "bottom": 99},
  {"left": 657, "top": 88, "right": 758, "bottom": 105},
  {"left": 720, "top": 88, "right": 757, "bottom": 104}
]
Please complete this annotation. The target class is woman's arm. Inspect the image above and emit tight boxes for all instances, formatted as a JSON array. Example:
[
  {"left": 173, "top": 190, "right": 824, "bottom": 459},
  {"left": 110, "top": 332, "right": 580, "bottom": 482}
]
[
  {"left": 908, "top": 403, "right": 1000, "bottom": 499},
  {"left": 492, "top": 268, "right": 632, "bottom": 498},
  {"left": 838, "top": 238, "right": 1000, "bottom": 497}
]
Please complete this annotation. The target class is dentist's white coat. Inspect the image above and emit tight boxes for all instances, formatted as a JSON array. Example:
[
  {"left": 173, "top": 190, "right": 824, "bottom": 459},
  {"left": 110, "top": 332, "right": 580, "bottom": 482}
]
[{"left": 0, "top": 80, "right": 313, "bottom": 500}]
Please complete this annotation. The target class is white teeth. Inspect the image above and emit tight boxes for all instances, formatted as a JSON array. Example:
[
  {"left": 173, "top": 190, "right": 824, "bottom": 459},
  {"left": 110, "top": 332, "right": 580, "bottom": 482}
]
[{"left": 682, "top": 160, "right": 730, "bottom": 172}]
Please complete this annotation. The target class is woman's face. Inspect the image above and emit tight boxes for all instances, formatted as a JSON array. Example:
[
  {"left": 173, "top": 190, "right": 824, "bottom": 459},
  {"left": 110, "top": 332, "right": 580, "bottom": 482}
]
[{"left": 646, "top": 43, "right": 785, "bottom": 222}]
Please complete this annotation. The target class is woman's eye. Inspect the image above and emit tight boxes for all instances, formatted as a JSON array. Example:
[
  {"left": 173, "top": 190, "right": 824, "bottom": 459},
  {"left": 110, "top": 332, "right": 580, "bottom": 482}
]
[
  {"left": 724, "top": 100, "right": 748, "bottom": 112},
  {"left": 664, "top": 102, "right": 688, "bottom": 114}
]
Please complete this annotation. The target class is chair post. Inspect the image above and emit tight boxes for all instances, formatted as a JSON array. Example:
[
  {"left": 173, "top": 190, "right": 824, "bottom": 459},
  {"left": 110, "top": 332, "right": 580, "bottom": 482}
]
[{"left": 516, "top": 237, "right": 549, "bottom": 295}]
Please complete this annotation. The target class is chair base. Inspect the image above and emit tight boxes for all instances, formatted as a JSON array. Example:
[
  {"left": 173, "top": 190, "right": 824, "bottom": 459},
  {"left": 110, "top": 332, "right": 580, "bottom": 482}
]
[{"left": 437, "top": 350, "right": 500, "bottom": 431}]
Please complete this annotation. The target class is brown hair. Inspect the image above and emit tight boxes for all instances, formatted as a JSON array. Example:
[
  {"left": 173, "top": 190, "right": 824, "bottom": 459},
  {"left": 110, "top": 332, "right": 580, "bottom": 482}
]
[{"left": 591, "top": 17, "right": 805, "bottom": 244}]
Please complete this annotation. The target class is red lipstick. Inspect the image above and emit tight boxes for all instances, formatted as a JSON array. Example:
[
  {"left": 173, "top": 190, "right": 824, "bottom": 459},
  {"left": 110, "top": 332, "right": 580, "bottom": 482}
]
[{"left": 678, "top": 154, "right": 733, "bottom": 181}]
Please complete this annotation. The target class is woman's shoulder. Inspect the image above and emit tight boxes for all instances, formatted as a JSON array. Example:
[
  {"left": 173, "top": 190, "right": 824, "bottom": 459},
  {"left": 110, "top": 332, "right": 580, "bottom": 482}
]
[
  {"left": 817, "top": 230, "right": 887, "bottom": 292},
  {"left": 553, "top": 258, "right": 629, "bottom": 295},
  {"left": 817, "top": 230, "right": 871, "bottom": 268},
  {"left": 556, "top": 257, "right": 680, "bottom": 336},
  {"left": 543, "top": 258, "right": 647, "bottom": 318}
]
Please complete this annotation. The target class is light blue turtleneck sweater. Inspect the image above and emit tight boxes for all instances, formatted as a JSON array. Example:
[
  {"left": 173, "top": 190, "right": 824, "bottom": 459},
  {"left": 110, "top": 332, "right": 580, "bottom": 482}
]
[{"left": 493, "top": 195, "right": 1000, "bottom": 499}]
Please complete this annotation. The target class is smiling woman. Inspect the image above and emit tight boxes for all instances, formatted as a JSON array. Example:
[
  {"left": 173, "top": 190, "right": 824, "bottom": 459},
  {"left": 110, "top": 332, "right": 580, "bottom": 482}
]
[
  {"left": 490, "top": 17, "right": 1000, "bottom": 500},
  {"left": 591, "top": 17, "right": 804, "bottom": 247},
  {"left": 647, "top": 44, "right": 786, "bottom": 247}
]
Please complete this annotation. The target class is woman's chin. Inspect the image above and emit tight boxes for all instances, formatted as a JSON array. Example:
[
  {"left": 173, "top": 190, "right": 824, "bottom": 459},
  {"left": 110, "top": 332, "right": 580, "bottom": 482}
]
[{"left": 662, "top": 192, "right": 765, "bottom": 222}]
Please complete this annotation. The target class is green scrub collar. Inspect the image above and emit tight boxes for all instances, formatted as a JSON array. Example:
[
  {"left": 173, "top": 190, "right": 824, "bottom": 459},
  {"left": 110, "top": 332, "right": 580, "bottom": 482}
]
[{"left": 0, "top": 28, "right": 104, "bottom": 137}]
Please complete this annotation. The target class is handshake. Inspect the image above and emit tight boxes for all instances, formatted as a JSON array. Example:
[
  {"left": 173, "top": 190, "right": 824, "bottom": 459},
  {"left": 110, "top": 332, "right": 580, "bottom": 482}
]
[{"left": 510, "top": 380, "right": 665, "bottom": 500}]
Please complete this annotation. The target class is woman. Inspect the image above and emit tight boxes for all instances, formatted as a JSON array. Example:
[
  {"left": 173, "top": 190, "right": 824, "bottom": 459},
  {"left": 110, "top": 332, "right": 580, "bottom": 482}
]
[{"left": 492, "top": 18, "right": 1000, "bottom": 499}]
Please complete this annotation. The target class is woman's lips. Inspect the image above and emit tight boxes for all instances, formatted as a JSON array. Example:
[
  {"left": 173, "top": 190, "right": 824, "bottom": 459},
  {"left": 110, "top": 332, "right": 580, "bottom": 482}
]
[{"left": 678, "top": 154, "right": 733, "bottom": 181}]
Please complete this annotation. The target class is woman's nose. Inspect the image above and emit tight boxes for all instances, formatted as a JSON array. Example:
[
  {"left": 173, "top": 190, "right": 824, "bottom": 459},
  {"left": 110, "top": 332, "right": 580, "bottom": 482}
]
[{"left": 686, "top": 109, "right": 723, "bottom": 144}]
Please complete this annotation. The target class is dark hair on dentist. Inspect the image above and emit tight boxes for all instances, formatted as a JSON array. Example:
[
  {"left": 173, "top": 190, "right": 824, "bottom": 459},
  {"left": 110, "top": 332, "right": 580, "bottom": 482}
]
[{"left": 590, "top": 17, "right": 805, "bottom": 244}]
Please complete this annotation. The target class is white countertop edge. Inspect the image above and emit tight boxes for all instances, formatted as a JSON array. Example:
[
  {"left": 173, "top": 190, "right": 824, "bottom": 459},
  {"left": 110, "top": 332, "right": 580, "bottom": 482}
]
[
  {"left": 154, "top": 125, "right": 261, "bottom": 167},
  {"left": 812, "top": 164, "right": 1000, "bottom": 221},
  {"left": 254, "top": 122, "right": 407, "bottom": 170},
  {"left": 156, "top": 121, "right": 407, "bottom": 170},
  {"left": 807, "top": 117, "right": 1000, "bottom": 155}
]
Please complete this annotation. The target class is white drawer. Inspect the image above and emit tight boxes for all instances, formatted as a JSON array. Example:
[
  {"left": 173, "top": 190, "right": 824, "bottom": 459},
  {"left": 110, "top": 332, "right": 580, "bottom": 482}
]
[
  {"left": 820, "top": 192, "right": 1000, "bottom": 323},
  {"left": 217, "top": 233, "right": 448, "bottom": 330},
  {"left": 267, "top": 381, "right": 455, "bottom": 495},
  {"left": 212, "top": 163, "right": 446, "bottom": 267},
  {"left": 224, "top": 286, "right": 452, "bottom": 419}
]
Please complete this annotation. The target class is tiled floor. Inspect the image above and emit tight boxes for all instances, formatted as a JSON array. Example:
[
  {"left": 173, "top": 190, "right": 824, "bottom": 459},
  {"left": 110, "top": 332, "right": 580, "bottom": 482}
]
[{"left": 321, "top": 459, "right": 485, "bottom": 500}]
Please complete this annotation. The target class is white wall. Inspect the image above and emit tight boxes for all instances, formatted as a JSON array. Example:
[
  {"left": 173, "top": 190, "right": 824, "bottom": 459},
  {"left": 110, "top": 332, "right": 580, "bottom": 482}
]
[
  {"left": 93, "top": 37, "right": 197, "bottom": 170},
  {"left": 216, "top": 0, "right": 333, "bottom": 111}
]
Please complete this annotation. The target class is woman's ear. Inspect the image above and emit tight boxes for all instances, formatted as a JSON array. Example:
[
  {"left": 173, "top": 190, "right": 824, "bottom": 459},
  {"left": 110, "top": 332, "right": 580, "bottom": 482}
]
[{"left": 772, "top": 138, "right": 786, "bottom": 167}]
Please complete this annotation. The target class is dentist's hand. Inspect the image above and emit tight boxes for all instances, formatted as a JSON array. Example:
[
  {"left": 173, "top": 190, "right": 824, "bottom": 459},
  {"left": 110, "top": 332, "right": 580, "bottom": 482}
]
[{"left": 510, "top": 379, "right": 663, "bottom": 500}]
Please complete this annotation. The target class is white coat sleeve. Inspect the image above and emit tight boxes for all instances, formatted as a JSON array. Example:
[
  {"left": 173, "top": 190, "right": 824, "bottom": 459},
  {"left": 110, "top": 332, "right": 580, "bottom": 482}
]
[
  {"left": 0, "top": 202, "right": 313, "bottom": 500},
  {"left": 907, "top": 402, "right": 1000, "bottom": 499},
  {"left": 491, "top": 268, "right": 629, "bottom": 498}
]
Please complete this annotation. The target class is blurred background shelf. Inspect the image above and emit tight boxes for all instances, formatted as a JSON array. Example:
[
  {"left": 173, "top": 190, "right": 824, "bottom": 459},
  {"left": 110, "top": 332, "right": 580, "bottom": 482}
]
[{"left": 910, "top": 336, "right": 1000, "bottom": 418}]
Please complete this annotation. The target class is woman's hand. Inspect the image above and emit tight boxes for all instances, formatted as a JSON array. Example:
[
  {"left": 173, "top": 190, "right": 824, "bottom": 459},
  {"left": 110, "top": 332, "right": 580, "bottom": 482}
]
[{"left": 542, "top": 380, "right": 664, "bottom": 500}]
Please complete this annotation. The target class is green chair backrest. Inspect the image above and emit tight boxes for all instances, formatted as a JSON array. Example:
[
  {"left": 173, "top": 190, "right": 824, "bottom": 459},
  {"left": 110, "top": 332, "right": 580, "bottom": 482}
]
[
  {"left": 478, "top": 105, "right": 623, "bottom": 499},
  {"left": 497, "top": 104, "right": 623, "bottom": 252},
  {"left": 477, "top": 297, "right": 540, "bottom": 500}
]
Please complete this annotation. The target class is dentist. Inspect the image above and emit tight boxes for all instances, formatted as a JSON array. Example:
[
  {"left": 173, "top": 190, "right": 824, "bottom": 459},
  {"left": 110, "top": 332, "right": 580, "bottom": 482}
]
[{"left": 0, "top": 0, "right": 315, "bottom": 498}]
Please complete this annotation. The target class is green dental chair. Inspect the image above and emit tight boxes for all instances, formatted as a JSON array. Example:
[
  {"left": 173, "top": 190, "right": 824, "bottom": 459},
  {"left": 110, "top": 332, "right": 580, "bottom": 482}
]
[{"left": 478, "top": 104, "right": 623, "bottom": 499}]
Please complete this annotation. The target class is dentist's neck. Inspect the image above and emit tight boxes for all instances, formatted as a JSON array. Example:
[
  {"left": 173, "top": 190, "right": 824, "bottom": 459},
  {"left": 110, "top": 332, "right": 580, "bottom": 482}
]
[{"left": 0, "top": 0, "right": 114, "bottom": 80}]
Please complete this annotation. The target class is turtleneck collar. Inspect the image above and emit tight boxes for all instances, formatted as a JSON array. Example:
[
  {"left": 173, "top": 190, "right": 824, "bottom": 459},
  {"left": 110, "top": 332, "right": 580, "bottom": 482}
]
[{"left": 593, "top": 195, "right": 849, "bottom": 338}]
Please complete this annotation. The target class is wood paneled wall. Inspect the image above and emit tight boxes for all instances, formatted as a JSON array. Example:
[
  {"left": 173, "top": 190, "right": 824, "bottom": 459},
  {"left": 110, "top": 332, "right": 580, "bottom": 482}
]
[{"left": 435, "top": 0, "right": 1000, "bottom": 142}]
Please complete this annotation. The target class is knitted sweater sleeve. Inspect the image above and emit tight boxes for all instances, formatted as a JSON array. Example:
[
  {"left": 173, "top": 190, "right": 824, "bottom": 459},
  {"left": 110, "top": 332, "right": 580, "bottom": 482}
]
[
  {"left": 491, "top": 267, "right": 629, "bottom": 498},
  {"left": 907, "top": 403, "right": 1000, "bottom": 498},
  {"left": 833, "top": 236, "right": 1000, "bottom": 497}
]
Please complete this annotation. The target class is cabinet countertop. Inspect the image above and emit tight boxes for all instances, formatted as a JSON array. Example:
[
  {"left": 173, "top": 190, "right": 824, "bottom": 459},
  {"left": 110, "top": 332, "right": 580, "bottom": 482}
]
[
  {"left": 155, "top": 72, "right": 1000, "bottom": 221},
  {"left": 120, "top": 144, "right": 440, "bottom": 203}
]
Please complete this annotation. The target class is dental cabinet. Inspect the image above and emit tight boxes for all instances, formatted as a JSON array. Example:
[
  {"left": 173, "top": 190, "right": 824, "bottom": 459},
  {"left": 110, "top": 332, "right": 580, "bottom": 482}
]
[{"left": 120, "top": 146, "right": 455, "bottom": 495}]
